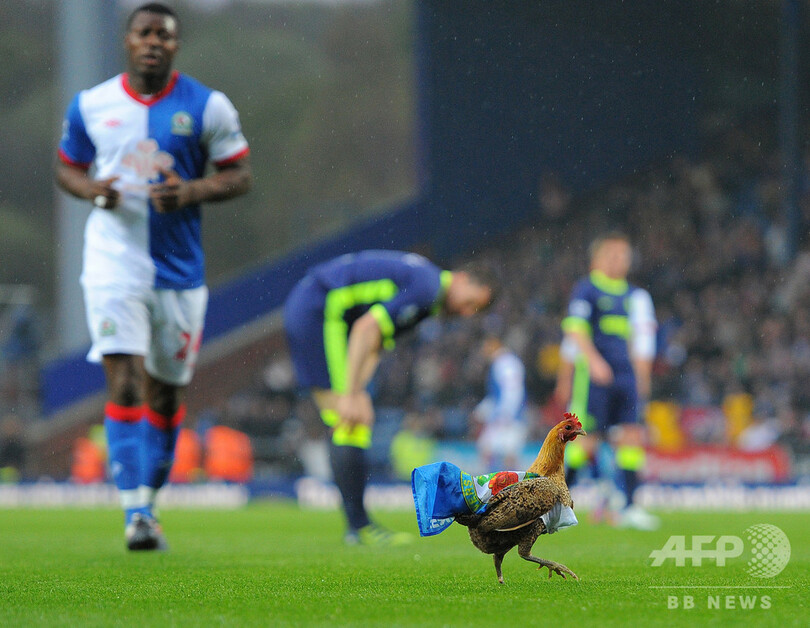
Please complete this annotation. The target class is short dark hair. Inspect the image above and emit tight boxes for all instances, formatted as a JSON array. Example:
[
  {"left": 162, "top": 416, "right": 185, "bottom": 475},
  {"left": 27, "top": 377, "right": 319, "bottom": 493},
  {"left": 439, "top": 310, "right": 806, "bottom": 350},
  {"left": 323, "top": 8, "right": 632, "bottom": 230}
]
[
  {"left": 588, "top": 231, "right": 630, "bottom": 260},
  {"left": 127, "top": 3, "right": 179, "bottom": 32},
  {"left": 455, "top": 260, "right": 501, "bottom": 305}
]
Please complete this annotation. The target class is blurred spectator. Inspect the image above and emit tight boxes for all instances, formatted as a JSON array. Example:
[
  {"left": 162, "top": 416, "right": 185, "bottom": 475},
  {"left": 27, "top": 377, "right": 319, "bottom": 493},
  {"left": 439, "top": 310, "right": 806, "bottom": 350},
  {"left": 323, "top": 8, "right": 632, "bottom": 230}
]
[
  {"left": 204, "top": 426, "right": 254, "bottom": 484},
  {"left": 70, "top": 424, "right": 106, "bottom": 484},
  {"left": 472, "top": 335, "right": 528, "bottom": 470},
  {"left": 168, "top": 429, "right": 204, "bottom": 484},
  {"left": 1, "top": 300, "right": 40, "bottom": 417},
  {"left": 537, "top": 171, "right": 572, "bottom": 221},
  {"left": 389, "top": 413, "right": 437, "bottom": 481},
  {"left": 0, "top": 413, "right": 25, "bottom": 482},
  {"left": 738, "top": 415, "right": 781, "bottom": 452}
]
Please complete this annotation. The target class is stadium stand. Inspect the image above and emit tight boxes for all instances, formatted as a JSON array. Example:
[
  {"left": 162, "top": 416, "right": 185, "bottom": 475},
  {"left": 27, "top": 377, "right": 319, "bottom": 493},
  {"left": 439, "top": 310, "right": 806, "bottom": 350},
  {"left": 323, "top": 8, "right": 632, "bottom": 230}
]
[
  {"left": 188, "top": 120, "right": 810, "bottom": 482},
  {"left": 19, "top": 117, "right": 810, "bottom": 485}
]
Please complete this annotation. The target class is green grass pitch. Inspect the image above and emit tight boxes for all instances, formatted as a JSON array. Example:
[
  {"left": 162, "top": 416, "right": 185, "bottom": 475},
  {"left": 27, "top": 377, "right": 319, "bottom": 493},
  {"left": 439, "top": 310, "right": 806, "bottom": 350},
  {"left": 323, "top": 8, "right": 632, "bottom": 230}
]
[{"left": 0, "top": 503, "right": 807, "bottom": 627}]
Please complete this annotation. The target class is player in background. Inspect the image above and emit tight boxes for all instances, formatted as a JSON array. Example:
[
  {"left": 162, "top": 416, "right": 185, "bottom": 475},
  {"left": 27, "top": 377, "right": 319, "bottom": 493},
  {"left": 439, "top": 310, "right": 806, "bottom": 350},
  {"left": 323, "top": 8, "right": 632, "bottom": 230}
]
[
  {"left": 55, "top": 3, "right": 252, "bottom": 550},
  {"left": 473, "top": 335, "right": 528, "bottom": 470},
  {"left": 284, "top": 250, "right": 496, "bottom": 545},
  {"left": 554, "top": 232, "right": 659, "bottom": 530}
]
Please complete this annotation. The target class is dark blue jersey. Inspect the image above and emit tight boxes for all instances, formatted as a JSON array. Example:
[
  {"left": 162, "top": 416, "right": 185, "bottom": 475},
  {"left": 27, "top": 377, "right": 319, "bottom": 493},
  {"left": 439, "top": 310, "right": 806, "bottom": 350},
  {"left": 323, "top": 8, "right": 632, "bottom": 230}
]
[
  {"left": 302, "top": 250, "right": 450, "bottom": 346},
  {"left": 562, "top": 270, "right": 635, "bottom": 376},
  {"left": 284, "top": 250, "right": 452, "bottom": 393}
]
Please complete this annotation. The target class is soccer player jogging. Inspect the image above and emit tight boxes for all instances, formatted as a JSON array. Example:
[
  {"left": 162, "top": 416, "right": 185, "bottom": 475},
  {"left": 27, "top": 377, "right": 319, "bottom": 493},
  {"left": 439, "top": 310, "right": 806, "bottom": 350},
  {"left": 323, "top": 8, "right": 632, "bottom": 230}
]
[
  {"left": 473, "top": 335, "right": 528, "bottom": 470},
  {"left": 284, "top": 250, "right": 496, "bottom": 545},
  {"left": 555, "top": 232, "right": 659, "bottom": 530},
  {"left": 55, "top": 3, "right": 252, "bottom": 550}
]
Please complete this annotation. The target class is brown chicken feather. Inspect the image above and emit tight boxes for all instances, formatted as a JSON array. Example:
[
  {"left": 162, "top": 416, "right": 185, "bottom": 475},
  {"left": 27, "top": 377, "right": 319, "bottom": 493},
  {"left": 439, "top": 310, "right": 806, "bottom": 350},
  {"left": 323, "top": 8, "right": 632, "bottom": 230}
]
[{"left": 455, "top": 413, "right": 585, "bottom": 583}]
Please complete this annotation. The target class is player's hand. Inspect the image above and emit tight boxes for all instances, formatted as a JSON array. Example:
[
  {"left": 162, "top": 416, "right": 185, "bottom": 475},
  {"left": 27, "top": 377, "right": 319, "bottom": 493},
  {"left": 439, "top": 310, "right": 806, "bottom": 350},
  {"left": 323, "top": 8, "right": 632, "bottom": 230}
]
[
  {"left": 335, "top": 391, "right": 375, "bottom": 431},
  {"left": 150, "top": 168, "right": 192, "bottom": 213},
  {"left": 589, "top": 355, "right": 614, "bottom": 385},
  {"left": 90, "top": 176, "right": 120, "bottom": 210}
]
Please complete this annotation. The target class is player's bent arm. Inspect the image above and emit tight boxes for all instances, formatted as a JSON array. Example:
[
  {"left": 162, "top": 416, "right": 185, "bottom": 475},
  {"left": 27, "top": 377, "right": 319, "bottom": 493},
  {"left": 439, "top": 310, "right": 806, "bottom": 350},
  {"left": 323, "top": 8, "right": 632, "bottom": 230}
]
[
  {"left": 185, "top": 156, "right": 253, "bottom": 205},
  {"left": 55, "top": 162, "right": 120, "bottom": 208},
  {"left": 566, "top": 329, "right": 613, "bottom": 384},
  {"left": 554, "top": 356, "right": 574, "bottom": 406},
  {"left": 629, "top": 291, "right": 656, "bottom": 401},
  {"left": 333, "top": 313, "right": 382, "bottom": 427},
  {"left": 566, "top": 329, "right": 600, "bottom": 368},
  {"left": 633, "top": 356, "right": 653, "bottom": 400},
  {"left": 151, "top": 158, "right": 252, "bottom": 213},
  {"left": 55, "top": 162, "right": 91, "bottom": 199},
  {"left": 345, "top": 312, "right": 383, "bottom": 394},
  {"left": 554, "top": 336, "right": 578, "bottom": 405}
]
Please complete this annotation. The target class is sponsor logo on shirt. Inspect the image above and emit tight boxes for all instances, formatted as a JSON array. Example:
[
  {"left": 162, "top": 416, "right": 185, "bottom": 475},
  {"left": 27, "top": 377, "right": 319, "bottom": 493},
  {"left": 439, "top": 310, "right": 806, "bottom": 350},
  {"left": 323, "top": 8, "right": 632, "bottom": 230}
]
[{"left": 121, "top": 139, "right": 175, "bottom": 179}]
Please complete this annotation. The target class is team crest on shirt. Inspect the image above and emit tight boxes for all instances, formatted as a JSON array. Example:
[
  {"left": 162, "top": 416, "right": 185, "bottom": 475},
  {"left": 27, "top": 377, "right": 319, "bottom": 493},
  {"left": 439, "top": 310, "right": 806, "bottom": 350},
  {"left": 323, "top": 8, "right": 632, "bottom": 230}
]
[
  {"left": 597, "top": 295, "right": 615, "bottom": 311},
  {"left": 99, "top": 318, "right": 117, "bottom": 337},
  {"left": 171, "top": 111, "right": 193, "bottom": 136}
]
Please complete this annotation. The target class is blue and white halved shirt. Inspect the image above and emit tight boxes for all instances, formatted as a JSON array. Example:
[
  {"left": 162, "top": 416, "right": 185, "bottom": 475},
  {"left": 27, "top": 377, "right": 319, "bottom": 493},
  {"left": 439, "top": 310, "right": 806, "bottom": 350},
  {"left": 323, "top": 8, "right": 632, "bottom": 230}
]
[{"left": 59, "top": 71, "right": 250, "bottom": 292}]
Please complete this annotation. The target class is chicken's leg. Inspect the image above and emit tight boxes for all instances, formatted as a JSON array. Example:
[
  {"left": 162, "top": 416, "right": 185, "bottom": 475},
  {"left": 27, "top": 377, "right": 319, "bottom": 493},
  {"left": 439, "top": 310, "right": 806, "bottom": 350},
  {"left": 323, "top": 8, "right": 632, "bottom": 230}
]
[
  {"left": 493, "top": 552, "right": 507, "bottom": 584},
  {"left": 517, "top": 541, "right": 578, "bottom": 581}
]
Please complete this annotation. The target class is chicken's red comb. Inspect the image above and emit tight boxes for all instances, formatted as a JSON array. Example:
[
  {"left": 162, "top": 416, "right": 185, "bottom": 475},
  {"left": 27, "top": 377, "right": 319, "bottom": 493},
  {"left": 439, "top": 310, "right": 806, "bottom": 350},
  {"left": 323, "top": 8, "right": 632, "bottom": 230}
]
[{"left": 563, "top": 412, "right": 583, "bottom": 430}]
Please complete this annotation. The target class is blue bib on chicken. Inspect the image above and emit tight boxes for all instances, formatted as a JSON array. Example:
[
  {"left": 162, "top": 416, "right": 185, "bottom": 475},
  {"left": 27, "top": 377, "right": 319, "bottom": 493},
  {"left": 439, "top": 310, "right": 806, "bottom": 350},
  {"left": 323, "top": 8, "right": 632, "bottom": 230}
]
[{"left": 411, "top": 461, "right": 577, "bottom": 537}]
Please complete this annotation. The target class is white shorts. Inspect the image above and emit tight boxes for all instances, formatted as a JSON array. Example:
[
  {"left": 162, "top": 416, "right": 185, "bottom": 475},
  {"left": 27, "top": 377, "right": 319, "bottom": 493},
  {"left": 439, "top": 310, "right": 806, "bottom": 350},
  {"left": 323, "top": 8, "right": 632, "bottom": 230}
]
[
  {"left": 83, "top": 284, "right": 208, "bottom": 386},
  {"left": 477, "top": 420, "right": 528, "bottom": 458}
]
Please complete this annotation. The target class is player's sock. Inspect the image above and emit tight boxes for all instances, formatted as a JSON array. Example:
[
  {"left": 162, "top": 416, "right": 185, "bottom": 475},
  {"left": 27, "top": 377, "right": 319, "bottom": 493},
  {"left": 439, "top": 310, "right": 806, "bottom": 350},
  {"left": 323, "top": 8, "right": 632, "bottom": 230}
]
[
  {"left": 622, "top": 469, "right": 639, "bottom": 506},
  {"left": 596, "top": 441, "right": 617, "bottom": 479},
  {"left": 139, "top": 405, "right": 184, "bottom": 513},
  {"left": 592, "top": 441, "right": 624, "bottom": 518},
  {"left": 329, "top": 443, "right": 371, "bottom": 531},
  {"left": 615, "top": 444, "right": 646, "bottom": 507},
  {"left": 104, "top": 402, "right": 148, "bottom": 525}
]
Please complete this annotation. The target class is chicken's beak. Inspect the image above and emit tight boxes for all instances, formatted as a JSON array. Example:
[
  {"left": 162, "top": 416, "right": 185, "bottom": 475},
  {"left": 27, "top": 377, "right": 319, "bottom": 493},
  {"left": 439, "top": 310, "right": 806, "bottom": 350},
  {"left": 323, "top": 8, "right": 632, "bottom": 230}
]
[{"left": 574, "top": 428, "right": 587, "bottom": 437}]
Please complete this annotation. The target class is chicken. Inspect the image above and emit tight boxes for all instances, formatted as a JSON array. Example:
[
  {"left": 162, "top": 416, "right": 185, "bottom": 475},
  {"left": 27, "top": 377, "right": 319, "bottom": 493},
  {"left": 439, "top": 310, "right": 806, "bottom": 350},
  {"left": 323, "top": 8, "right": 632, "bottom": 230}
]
[{"left": 454, "top": 413, "right": 586, "bottom": 583}]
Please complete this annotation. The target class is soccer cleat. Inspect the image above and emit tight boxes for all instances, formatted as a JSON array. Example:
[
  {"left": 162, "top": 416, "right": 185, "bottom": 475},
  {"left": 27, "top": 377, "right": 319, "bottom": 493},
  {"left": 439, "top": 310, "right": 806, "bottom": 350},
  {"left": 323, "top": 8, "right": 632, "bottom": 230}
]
[
  {"left": 343, "top": 530, "right": 361, "bottom": 546},
  {"left": 617, "top": 505, "right": 660, "bottom": 531},
  {"left": 125, "top": 513, "right": 169, "bottom": 551},
  {"left": 357, "top": 524, "right": 413, "bottom": 547},
  {"left": 152, "top": 519, "right": 169, "bottom": 551}
]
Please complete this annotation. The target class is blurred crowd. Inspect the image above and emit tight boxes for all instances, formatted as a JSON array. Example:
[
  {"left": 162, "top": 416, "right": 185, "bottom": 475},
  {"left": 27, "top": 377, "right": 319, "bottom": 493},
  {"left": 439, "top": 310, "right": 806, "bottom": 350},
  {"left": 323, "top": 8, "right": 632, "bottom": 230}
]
[
  {"left": 5, "top": 120, "right": 810, "bottom": 482},
  {"left": 199, "top": 119, "right": 810, "bottom": 479},
  {"left": 0, "top": 294, "right": 39, "bottom": 480}
]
